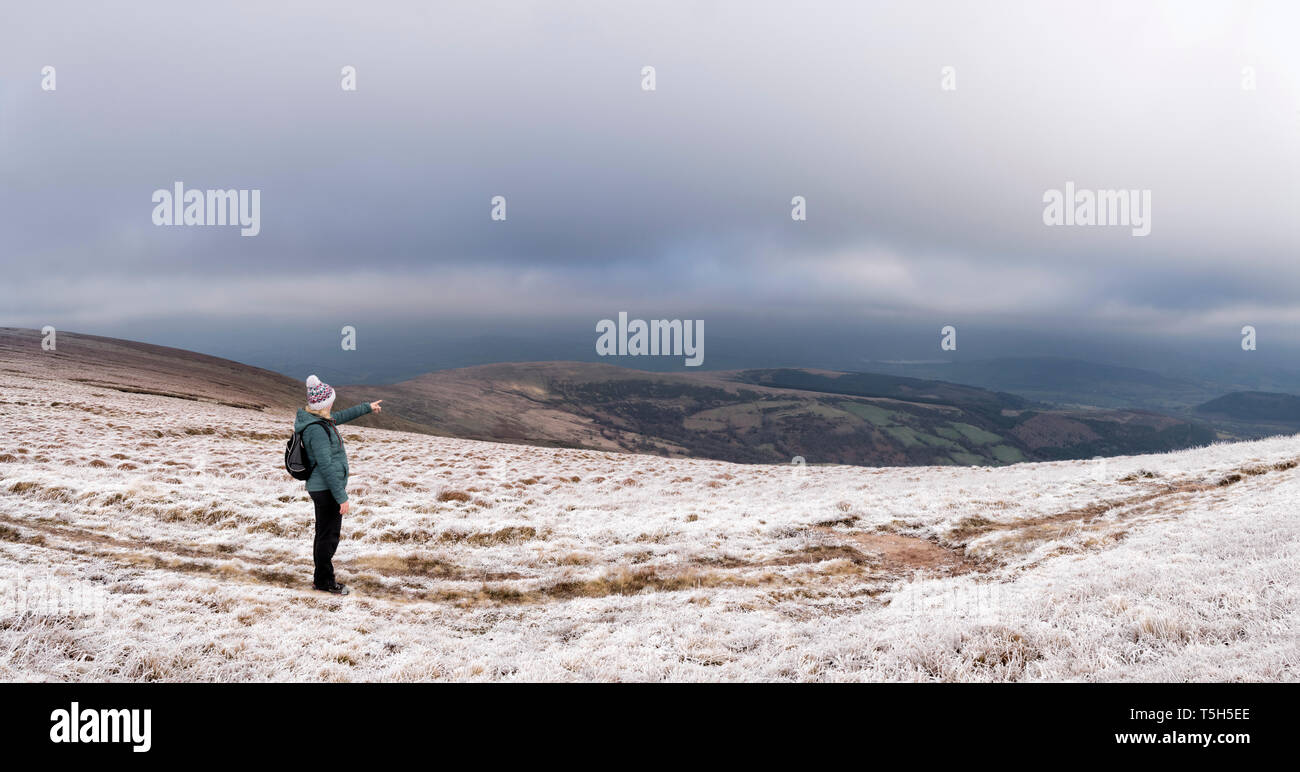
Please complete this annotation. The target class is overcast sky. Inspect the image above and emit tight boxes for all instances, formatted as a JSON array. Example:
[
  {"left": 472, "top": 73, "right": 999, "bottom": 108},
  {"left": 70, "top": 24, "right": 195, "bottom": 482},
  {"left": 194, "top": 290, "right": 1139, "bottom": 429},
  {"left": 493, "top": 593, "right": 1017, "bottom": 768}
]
[{"left": 2, "top": 1, "right": 1298, "bottom": 375}]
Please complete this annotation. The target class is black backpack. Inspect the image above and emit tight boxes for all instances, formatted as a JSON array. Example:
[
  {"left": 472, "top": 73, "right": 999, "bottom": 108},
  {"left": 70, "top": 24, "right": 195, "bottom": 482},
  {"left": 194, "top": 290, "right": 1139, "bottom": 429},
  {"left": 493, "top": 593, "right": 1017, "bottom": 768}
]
[{"left": 284, "top": 420, "right": 336, "bottom": 480}]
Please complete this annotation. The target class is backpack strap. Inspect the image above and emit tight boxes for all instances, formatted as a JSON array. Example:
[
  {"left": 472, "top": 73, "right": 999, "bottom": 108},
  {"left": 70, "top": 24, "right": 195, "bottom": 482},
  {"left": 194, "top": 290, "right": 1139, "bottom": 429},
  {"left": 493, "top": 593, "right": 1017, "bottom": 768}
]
[{"left": 305, "top": 420, "right": 338, "bottom": 447}]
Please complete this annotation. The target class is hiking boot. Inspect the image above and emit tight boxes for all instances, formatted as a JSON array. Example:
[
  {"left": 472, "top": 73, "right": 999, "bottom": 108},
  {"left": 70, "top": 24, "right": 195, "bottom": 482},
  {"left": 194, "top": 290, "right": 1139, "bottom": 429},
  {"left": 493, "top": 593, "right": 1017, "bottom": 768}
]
[{"left": 314, "top": 582, "right": 349, "bottom": 595}]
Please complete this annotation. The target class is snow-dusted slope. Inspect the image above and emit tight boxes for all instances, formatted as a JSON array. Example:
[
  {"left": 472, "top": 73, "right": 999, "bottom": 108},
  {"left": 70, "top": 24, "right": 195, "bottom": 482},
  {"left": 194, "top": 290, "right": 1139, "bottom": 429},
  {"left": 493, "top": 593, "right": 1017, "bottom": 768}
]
[{"left": 0, "top": 365, "right": 1296, "bottom": 681}]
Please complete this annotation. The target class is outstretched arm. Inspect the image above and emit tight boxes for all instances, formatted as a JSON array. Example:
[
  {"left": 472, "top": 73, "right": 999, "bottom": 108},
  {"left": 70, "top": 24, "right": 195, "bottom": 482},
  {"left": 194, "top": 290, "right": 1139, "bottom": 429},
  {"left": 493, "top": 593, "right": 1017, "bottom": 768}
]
[{"left": 332, "top": 401, "right": 377, "bottom": 425}]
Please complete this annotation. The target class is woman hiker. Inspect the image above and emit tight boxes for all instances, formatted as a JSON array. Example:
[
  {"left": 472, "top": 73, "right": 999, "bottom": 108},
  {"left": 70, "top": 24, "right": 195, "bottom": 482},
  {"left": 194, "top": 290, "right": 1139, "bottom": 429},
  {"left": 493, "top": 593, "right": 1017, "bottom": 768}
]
[{"left": 296, "top": 374, "right": 383, "bottom": 595}]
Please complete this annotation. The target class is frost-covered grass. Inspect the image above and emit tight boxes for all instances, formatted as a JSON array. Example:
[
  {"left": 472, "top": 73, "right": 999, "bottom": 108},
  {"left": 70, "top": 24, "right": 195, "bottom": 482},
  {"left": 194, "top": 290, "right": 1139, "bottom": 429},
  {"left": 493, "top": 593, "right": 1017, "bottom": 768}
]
[{"left": 0, "top": 368, "right": 1296, "bottom": 681}]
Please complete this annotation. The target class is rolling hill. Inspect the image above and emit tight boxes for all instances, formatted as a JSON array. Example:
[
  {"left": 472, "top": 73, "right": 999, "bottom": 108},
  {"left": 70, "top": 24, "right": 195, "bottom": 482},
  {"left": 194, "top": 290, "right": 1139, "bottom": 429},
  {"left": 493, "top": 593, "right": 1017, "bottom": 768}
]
[
  {"left": 0, "top": 327, "right": 434, "bottom": 435},
  {"left": 1188, "top": 390, "right": 1300, "bottom": 440},
  {"left": 350, "top": 363, "right": 1218, "bottom": 466},
  {"left": 0, "top": 327, "right": 303, "bottom": 411},
  {"left": 1196, "top": 391, "right": 1300, "bottom": 424}
]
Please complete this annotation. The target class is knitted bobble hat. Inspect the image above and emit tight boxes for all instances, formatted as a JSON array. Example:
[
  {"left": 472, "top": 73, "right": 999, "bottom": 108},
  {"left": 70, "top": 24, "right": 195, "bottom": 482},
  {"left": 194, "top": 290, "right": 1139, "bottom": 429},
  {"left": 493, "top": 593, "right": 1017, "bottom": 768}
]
[{"left": 306, "top": 374, "right": 336, "bottom": 412}]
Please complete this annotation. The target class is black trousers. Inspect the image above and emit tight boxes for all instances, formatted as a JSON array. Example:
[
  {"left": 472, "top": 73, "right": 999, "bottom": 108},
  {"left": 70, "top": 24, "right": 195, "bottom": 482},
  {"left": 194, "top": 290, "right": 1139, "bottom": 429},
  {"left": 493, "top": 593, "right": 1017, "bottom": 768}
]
[{"left": 309, "top": 489, "right": 343, "bottom": 588}]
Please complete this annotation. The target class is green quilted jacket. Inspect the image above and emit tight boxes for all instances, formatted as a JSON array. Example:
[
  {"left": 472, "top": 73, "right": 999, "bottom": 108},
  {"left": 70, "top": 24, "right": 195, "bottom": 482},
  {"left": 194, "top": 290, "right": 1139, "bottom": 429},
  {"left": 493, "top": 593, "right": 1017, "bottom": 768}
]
[{"left": 294, "top": 403, "right": 371, "bottom": 503}]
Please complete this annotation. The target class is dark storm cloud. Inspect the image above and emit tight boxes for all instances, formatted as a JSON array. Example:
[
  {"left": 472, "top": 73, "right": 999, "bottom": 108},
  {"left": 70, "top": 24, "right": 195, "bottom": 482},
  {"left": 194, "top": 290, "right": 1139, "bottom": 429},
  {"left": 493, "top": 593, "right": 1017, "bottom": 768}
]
[{"left": 1, "top": 0, "right": 1298, "bottom": 344}]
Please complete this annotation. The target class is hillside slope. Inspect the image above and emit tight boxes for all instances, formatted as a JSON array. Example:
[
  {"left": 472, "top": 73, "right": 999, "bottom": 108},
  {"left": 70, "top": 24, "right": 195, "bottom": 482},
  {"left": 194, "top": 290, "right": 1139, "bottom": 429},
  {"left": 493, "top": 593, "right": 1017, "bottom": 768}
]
[
  {"left": 0, "top": 327, "right": 434, "bottom": 435},
  {"left": 0, "top": 367, "right": 1295, "bottom": 681},
  {"left": 0, "top": 327, "right": 303, "bottom": 410}
]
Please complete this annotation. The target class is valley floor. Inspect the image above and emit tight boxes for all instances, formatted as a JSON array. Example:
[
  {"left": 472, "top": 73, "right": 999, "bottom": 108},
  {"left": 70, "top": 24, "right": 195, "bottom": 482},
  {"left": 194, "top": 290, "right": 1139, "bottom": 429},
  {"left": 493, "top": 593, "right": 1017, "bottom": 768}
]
[{"left": 0, "top": 369, "right": 1296, "bottom": 681}]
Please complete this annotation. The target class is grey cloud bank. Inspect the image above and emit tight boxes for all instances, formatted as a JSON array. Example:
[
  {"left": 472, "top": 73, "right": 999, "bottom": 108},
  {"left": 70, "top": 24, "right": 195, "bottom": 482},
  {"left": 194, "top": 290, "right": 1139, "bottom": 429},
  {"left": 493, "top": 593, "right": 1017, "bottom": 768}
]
[{"left": 2, "top": 0, "right": 1298, "bottom": 371}]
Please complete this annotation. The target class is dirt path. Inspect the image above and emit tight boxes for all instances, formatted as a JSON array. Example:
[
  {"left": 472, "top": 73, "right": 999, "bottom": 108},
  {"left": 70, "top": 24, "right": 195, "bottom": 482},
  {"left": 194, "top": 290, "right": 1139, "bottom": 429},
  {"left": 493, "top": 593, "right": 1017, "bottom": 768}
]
[
  {"left": 949, "top": 457, "right": 1299, "bottom": 542},
  {"left": 6, "top": 454, "right": 1292, "bottom": 608}
]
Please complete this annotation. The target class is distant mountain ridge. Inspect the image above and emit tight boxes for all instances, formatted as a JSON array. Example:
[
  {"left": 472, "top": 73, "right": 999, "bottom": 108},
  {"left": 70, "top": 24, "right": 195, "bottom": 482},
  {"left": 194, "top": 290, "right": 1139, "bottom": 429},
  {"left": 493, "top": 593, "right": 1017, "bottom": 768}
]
[
  {"left": 0, "top": 328, "right": 1222, "bottom": 467},
  {"left": 1196, "top": 391, "right": 1300, "bottom": 424},
  {"left": 860, "top": 357, "right": 1217, "bottom": 410}
]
